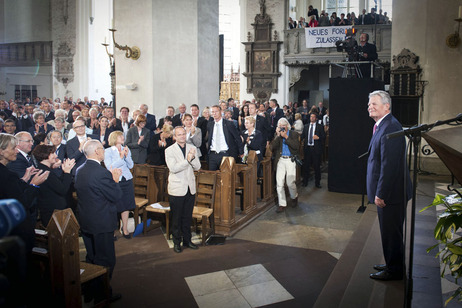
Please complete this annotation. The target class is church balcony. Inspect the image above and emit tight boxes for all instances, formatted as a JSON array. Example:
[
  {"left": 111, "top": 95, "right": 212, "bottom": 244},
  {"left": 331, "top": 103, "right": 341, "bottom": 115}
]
[{"left": 282, "top": 25, "right": 392, "bottom": 67}]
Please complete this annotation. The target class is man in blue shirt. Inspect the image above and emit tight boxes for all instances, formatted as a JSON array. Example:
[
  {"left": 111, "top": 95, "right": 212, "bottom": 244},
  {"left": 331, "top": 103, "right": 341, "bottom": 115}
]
[{"left": 270, "top": 117, "right": 300, "bottom": 213}]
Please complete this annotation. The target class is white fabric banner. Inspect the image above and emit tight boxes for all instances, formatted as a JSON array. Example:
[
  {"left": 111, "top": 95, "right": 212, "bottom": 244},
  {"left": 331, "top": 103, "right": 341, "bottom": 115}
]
[{"left": 305, "top": 26, "right": 352, "bottom": 48}]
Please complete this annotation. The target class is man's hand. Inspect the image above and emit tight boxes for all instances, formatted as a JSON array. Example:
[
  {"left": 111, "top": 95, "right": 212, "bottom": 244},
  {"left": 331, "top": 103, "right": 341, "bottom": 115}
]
[
  {"left": 21, "top": 166, "right": 38, "bottom": 182},
  {"left": 313, "top": 134, "right": 320, "bottom": 140},
  {"left": 187, "top": 148, "right": 196, "bottom": 162},
  {"left": 280, "top": 130, "right": 288, "bottom": 139},
  {"left": 110, "top": 168, "right": 122, "bottom": 183},
  {"left": 375, "top": 196, "right": 386, "bottom": 208},
  {"left": 363, "top": 53, "right": 368, "bottom": 58},
  {"left": 61, "top": 158, "right": 76, "bottom": 174}
]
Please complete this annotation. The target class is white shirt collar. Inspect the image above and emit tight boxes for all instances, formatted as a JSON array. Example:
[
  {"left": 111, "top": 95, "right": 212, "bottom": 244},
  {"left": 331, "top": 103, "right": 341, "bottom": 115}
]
[
  {"left": 18, "top": 149, "right": 28, "bottom": 159},
  {"left": 375, "top": 112, "right": 390, "bottom": 128},
  {"left": 87, "top": 158, "right": 101, "bottom": 164}
]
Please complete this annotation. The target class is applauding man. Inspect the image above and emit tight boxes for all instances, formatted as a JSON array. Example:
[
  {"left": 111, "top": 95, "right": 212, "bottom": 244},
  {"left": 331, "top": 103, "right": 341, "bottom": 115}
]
[{"left": 165, "top": 126, "right": 201, "bottom": 253}]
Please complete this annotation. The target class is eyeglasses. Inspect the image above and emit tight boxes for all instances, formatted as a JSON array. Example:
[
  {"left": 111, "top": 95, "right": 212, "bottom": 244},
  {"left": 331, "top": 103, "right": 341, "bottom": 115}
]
[
  {"left": 19, "top": 139, "right": 33, "bottom": 143},
  {"left": 74, "top": 125, "right": 86, "bottom": 129}
]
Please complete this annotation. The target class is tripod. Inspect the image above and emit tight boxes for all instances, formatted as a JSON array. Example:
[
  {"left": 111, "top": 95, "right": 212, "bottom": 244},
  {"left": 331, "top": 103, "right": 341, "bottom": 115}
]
[{"left": 342, "top": 62, "right": 363, "bottom": 78}]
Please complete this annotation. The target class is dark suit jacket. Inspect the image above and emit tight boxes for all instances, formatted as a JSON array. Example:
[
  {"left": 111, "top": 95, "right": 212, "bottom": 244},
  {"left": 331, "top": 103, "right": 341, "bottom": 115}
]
[
  {"left": 358, "top": 42, "right": 378, "bottom": 62},
  {"left": 241, "top": 129, "right": 263, "bottom": 163},
  {"left": 207, "top": 118, "right": 244, "bottom": 159},
  {"left": 125, "top": 126, "right": 151, "bottom": 164},
  {"left": 7, "top": 152, "right": 33, "bottom": 178},
  {"left": 267, "top": 107, "right": 284, "bottom": 137},
  {"left": 231, "top": 107, "right": 240, "bottom": 121},
  {"left": 51, "top": 143, "right": 67, "bottom": 177},
  {"left": 0, "top": 163, "right": 39, "bottom": 252},
  {"left": 66, "top": 134, "right": 99, "bottom": 175},
  {"left": 196, "top": 116, "right": 209, "bottom": 157},
  {"left": 107, "top": 118, "right": 123, "bottom": 132},
  {"left": 93, "top": 127, "right": 114, "bottom": 148},
  {"left": 145, "top": 113, "right": 157, "bottom": 133},
  {"left": 147, "top": 133, "right": 173, "bottom": 166},
  {"left": 44, "top": 111, "right": 55, "bottom": 122},
  {"left": 0, "top": 109, "right": 12, "bottom": 117},
  {"left": 36, "top": 163, "right": 72, "bottom": 226},
  {"left": 301, "top": 122, "right": 325, "bottom": 155},
  {"left": 74, "top": 160, "right": 122, "bottom": 234},
  {"left": 172, "top": 113, "right": 184, "bottom": 128},
  {"left": 18, "top": 116, "right": 34, "bottom": 132},
  {"left": 366, "top": 114, "right": 412, "bottom": 205}
]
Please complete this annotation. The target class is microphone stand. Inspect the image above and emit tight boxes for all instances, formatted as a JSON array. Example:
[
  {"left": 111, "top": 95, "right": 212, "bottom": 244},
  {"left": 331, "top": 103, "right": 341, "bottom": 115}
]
[
  {"left": 386, "top": 113, "right": 462, "bottom": 308},
  {"left": 357, "top": 151, "right": 370, "bottom": 213}
]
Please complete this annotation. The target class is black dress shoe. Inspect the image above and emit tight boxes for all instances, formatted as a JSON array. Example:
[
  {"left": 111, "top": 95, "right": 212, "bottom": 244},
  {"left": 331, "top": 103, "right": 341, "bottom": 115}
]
[
  {"left": 373, "top": 264, "right": 387, "bottom": 271},
  {"left": 315, "top": 184, "right": 322, "bottom": 188},
  {"left": 174, "top": 244, "right": 182, "bottom": 253},
  {"left": 123, "top": 233, "right": 131, "bottom": 239},
  {"left": 184, "top": 242, "right": 199, "bottom": 250},
  {"left": 369, "top": 270, "right": 403, "bottom": 281},
  {"left": 276, "top": 206, "right": 285, "bottom": 213},
  {"left": 291, "top": 196, "right": 298, "bottom": 207}
]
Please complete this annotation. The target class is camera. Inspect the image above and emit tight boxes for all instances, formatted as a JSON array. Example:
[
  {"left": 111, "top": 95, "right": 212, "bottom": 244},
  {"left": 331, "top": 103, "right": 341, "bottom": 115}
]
[
  {"left": 335, "top": 28, "right": 359, "bottom": 61},
  {"left": 280, "top": 128, "right": 286, "bottom": 132}
]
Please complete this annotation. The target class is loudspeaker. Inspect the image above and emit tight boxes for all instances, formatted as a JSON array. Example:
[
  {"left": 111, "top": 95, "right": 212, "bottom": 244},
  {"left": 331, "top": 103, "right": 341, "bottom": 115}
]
[{"left": 328, "top": 78, "right": 384, "bottom": 194}]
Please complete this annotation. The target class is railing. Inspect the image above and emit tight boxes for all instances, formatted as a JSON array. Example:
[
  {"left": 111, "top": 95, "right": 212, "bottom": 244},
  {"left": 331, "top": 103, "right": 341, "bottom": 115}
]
[{"left": 0, "top": 41, "right": 53, "bottom": 66}]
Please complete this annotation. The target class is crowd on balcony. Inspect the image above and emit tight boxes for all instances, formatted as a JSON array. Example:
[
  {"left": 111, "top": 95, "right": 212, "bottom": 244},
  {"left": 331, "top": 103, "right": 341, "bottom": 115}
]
[{"left": 289, "top": 6, "right": 390, "bottom": 29}]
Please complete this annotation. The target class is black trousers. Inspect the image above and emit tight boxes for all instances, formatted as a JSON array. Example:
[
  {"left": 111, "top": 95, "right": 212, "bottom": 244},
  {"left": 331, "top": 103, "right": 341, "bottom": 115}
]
[
  {"left": 303, "top": 146, "right": 321, "bottom": 185},
  {"left": 377, "top": 202, "right": 405, "bottom": 274},
  {"left": 169, "top": 189, "right": 195, "bottom": 245},
  {"left": 208, "top": 151, "right": 228, "bottom": 171},
  {"left": 82, "top": 231, "right": 116, "bottom": 278}
]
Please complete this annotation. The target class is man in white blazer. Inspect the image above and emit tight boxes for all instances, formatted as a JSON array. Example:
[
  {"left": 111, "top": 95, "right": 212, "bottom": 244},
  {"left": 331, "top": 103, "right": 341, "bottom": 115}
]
[{"left": 165, "top": 126, "right": 201, "bottom": 253}]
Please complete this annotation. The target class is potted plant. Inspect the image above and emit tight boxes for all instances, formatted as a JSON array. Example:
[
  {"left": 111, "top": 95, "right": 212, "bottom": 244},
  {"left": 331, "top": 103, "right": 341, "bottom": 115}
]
[{"left": 421, "top": 189, "right": 462, "bottom": 305}]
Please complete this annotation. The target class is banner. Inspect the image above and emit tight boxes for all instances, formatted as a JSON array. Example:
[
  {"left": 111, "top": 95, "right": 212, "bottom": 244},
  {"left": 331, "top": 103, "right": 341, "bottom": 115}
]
[{"left": 305, "top": 26, "right": 352, "bottom": 48}]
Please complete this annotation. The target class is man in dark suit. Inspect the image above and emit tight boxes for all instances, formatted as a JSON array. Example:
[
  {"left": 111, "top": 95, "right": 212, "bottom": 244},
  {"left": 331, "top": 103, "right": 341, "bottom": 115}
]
[
  {"left": 104, "top": 107, "right": 123, "bottom": 131},
  {"left": 157, "top": 106, "right": 175, "bottom": 130},
  {"left": 74, "top": 139, "right": 122, "bottom": 302},
  {"left": 48, "top": 130, "right": 67, "bottom": 177},
  {"left": 172, "top": 103, "right": 186, "bottom": 127},
  {"left": 66, "top": 119, "right": 99, "bottom": 175},
  {"left": 207, "top": 105, "right": 244, "bottom": 171},
  {"left": 139, "top": 104, "right": 156, "bottom": 133},
  {"left": 41, "top": 100, "right": 55, "bottom": 122},
  {"left": 317, "top": 102, "right": 327, "bottom": 118},
  {"left": 0, "top": 100, "right": 12, "bottom": 117},
  {"left": 267, "top": 98, "right": 284, "bottom": 137},
  {"left": 191, "top": 104, "right": 208, "bottom": 160},
  {"left": 358, "top": 33, "right": 378, "bottom": 78},
  {"left": 227, "top": 98, "right": 240, "bottom": 121},
  {"left": 367, "top": 90, "right": 412, "bottom": 281},
  {"left": 7, "top": 132, "right": 35, "bottom": 178},
  {"left": 301, "top": 113, "right": 325, "bottom": 188}
]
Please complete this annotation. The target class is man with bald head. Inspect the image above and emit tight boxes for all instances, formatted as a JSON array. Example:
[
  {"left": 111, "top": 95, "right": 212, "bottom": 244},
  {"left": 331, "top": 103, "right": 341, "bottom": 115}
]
[{"left": 139, "top": 103, "right": 156, "bottom": 134}]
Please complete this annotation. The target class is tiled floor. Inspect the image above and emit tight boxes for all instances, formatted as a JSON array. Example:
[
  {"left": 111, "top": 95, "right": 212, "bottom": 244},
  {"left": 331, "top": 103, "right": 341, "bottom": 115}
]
[{"left": 185, "top": 264, "right": 294, "bottom": 308}]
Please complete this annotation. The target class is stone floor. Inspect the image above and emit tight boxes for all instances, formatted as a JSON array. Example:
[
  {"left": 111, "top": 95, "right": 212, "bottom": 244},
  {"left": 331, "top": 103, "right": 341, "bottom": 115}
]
[{"left": 77, "top": 172, "right": 455, "bottom": 307}]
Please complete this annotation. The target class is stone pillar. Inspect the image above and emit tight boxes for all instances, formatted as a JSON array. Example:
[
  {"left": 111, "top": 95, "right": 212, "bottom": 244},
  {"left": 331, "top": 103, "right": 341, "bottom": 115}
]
[{"left": 114, "top": 0, "right": 219, "bottom": 117}]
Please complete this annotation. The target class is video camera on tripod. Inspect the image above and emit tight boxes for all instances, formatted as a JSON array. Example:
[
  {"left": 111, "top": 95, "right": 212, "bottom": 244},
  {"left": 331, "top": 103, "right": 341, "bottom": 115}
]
[{"left": 335, "top": 28, "right": 361, "bottom": 61}]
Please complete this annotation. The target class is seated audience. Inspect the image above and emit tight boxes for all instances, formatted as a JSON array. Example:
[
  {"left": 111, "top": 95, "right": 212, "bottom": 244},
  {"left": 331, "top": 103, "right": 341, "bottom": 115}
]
[
  {"left": 32, "top": 144, "right": 75, "bottom": 227},
  {"left": 29, "top": 111, "right": 54, "bottom": 136},
  {"left": 3, "top": 119, "right": 17, "bottom": 135},
  {"left": 125, "top": 114, "right": 150, "bottom": 164}
]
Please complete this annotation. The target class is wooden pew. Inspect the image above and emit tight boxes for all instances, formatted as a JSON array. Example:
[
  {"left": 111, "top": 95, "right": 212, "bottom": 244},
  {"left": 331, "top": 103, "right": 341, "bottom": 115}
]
[
  {"left": 258, "top": 146, "right": 273, "bottom": 201},
  {"left": 235, "top": 151, "right": 258, "bottom": 213},
  {"left": 45, "top": 209, "right": 109, "bottom": 307}
]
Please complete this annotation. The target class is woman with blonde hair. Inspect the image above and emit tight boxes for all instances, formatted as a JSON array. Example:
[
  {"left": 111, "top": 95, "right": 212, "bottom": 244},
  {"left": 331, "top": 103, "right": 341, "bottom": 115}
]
[
  {"left": 125, "top": 114, "right": 150, "bottom": 164},
  {"left": 105, "top": 130, "right": 136, "bottom": 239},
  {"left": 293, "top": 113, "right": 304, "bottom": 134}
]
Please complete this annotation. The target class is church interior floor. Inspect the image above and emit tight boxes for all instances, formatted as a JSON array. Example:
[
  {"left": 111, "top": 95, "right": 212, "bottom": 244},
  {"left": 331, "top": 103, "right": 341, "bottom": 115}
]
[{"left": 78, "top": 173, "right": 452, "bottom": 307}]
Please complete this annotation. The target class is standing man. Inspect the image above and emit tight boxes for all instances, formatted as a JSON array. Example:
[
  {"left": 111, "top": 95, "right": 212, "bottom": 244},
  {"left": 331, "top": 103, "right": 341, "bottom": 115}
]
[
  {"left": 172, "top": 103, "right": 186, "bottom": 127},
  {"left": 41, "top": 101, "right": 55, "bottom": 122},
  {"left": 267, "top": 99, "right": 284, "bottom": 137},
  {"left": 66, "top": 118, "right": 98, "bottom": 175},
  {"left": 317, "top": 102, "right": 327, "bottom": 118},
  {"left": 165, "top": 126, "right": 201, "bottom": 253},
  {"left": 191, "top": 104, "right": 208, "bottom": 160},
  {"left": 158, "top": 106, "right": 175, "bottom": 130},
  {"left": 367, "top": 90, "right": 412, "bottom": 281},
  {"left": 301, "top": 113, "right": 325, "bottom": 188},
  {"left": 8, "top": 132, "right": 35, "bottom": 178},
  {"left": 228, "top": 98, "right": 240, "bottom": 121},
  {"left": 207, "top": 105, "right": 244, "bottom": 171},
  {"left": 358, "top": 33, "right": 378, "bottom": 78},
  {"left": 139, "top": 104, "right": 156, "bottom": 134},
  {"left": 248, "top": 102, "right": 270, "bottom": 154},
  {"left": 74, "top": 140, "right": 122, "bottom": 302},
  {"left": 270, "top": 118, "right": 300, "bottom": 213}
]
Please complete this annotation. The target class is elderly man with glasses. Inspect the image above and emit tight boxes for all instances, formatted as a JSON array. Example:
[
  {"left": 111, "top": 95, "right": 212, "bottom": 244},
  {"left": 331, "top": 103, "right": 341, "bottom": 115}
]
[{"left": 66, "top": 118, "right": 98, "bottom": 176}]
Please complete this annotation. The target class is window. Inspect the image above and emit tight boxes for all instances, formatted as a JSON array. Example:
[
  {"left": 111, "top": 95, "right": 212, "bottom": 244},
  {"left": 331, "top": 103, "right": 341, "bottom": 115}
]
[
  {"left": 325, "top": 0, "right": 359, "bottom": 15},
  {"left": 15, "top": 85, "right": 37, "bottom": 101}
]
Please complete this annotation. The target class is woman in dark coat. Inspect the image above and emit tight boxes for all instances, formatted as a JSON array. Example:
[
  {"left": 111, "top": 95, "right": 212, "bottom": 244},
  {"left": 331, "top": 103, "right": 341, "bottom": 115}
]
[
  {"left": 125, "top": 114, "right": 150, "bottom": 164},
  {"left": 0, "top": 133, "right": 49, "bottom": 251},
  {"left": 240, "top": 116, "right": 263, "bottom": 176},
  {"left": 147, "top": 124, "right": 173, "bottom": 166},
  {"left": 92, "top": 116, "right": 113, "bottom": 148},
  {"left": 32, "top": 144, "right": 75, "bottom": 226}
]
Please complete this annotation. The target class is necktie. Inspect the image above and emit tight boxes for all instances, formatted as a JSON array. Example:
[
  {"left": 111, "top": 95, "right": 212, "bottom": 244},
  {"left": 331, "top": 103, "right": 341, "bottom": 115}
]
[
  {"left": 373, "top": 124, "right": 377, "bottom": 134},
  {"left": 26, "top": 154, "right": 31, "bottom": 162},
  {"left": 308, "top": 124, "right": 314, "bottom": 145},
  {"left": 215, "top": 123, "right": 222, "bottom": 152}
]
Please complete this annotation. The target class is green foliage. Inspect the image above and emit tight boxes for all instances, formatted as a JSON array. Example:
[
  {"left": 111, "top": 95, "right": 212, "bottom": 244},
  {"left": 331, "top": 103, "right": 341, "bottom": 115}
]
[{"left": 422, "top": 190, "right": 462, "bottom": 306}]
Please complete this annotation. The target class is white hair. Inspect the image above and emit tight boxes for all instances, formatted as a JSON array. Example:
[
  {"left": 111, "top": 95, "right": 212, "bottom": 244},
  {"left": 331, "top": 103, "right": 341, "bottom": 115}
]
[
  {"left": 277, "top": 117, "right": 290, "bottom": 127},
  {"left": 369, "top": 90, "right": 392, "bottom": 108},
  {"left": 82, "top": 139, "right": 101, "bottom": 157}
]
